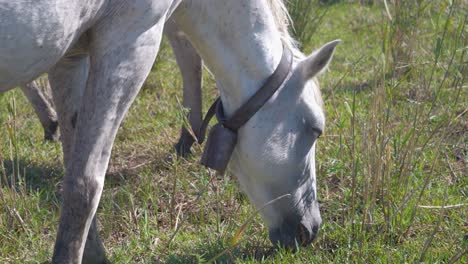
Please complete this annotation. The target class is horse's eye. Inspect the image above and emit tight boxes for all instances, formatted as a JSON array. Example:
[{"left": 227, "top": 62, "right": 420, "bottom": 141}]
[{"left": 310, "top": 127, "right": 322, "bottom": 139}]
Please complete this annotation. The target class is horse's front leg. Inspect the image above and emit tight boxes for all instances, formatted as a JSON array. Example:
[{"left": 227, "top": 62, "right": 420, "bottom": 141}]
[
  {"left": 21, "top": 81, "right": 59, "bottom": 141},
  {"left": 49, "top": 47, "right": 108, "bottom": 263},
  {"left": 165, "top": 20, "right": 203, "bottom": 157},
  {"left": 52, "top": 18, "right": 166, "bottom": 264}
]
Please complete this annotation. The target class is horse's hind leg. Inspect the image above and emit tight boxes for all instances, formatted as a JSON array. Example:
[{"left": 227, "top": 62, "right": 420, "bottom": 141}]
[
  {"left": 165, "top": 20, "right": 203, "bottom": 157},
  {"left": 21, "top": 81, "right": 59, "bottom": 141},
  {"left": 51, "top": 13, "right": 166, "bottom": 264},
  {"left": 49, "top": 50, "right": 108, "bottom": 263}
]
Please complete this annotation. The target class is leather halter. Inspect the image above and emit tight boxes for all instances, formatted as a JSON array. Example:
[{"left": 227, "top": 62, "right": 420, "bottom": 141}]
[{"left": 199, "top": 44, "right": 293, "bottom": 172}]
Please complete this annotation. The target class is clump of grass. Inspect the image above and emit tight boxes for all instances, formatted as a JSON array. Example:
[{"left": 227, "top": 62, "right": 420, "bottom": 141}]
[
  {"left": 0, "top": 94, "right": 35, "bottom": 257},
  {"left": 318, "top": 0, "right": 466, "bottom": 262},
  {"left": 287, "top": 0, "right": 330, "bottom": 46}
]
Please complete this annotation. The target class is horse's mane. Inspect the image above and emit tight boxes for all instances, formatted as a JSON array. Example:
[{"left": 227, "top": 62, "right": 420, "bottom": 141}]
[
  {"left": 266, "top": 0, "right": 304, "bottom": 59},
  {"left": 266, "top": 0, "right": 324, "bottom": 108}
]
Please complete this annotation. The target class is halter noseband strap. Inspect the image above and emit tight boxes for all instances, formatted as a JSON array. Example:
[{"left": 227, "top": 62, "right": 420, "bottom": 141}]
[{"left": 199, "top": 44, "right": 293, "bottom": 172}]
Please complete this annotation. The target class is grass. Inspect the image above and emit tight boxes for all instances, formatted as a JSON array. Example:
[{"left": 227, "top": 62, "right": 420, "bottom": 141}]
[{"left": 1, "top": 0, "right": 467, "bottom": 263}]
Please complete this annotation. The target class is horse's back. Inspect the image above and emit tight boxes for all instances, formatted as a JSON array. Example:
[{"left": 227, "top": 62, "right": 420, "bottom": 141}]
[{"left": 0, "top": 0, "right": 99, "bottom": 91}]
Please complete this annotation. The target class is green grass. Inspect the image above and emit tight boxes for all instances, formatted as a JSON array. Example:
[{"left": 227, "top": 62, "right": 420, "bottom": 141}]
[{"left": 1, "top": 1, "right": 467, "bottom": 263}]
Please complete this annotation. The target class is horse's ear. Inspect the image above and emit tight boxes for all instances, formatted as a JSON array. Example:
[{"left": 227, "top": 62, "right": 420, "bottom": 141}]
[{"left": 298, "top": 40, "right": 340, "bottom": 80}]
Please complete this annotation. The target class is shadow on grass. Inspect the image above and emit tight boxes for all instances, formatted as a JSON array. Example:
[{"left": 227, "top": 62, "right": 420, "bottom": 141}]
[
  {"left": 1, "top": 158, "right": 63, "bottom": 193},
  {"left": 162, "top": 241, "right": 277, "bottom": 264},
  {"left": 1, "top": 148, "right": 185, "bottom": 195},
  {"left": 104, "top": 146, "right": 206, "bottom": 188}
]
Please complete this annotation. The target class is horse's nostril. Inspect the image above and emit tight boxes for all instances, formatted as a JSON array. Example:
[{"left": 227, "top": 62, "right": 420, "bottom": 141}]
[
  {"left": 298, "top": 223, "right": 310, "bottom": 246},
  {"left": 269, "top": 220, "right": 319, "bottom": 249}
]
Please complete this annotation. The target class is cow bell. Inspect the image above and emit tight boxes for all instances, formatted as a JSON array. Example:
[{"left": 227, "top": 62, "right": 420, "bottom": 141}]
[{"left": 200, "top": 123, "right": 237, "bottom": 173}]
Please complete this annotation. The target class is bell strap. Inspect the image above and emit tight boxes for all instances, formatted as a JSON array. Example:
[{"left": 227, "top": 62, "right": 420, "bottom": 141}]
[
  {"left": 198, "top": 44, "right": 293, "bottom": 142},
  {"left": 197, "top": 97, "right": 220, "bottom": 144}
]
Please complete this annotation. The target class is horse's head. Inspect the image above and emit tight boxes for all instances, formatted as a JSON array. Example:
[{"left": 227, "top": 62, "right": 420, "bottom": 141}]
[
  {"left": 172, "top": 0, "right": 339, "bottom": 249},
  {"left": 228, "top": 40, "right": 339, "bottom": 248}
]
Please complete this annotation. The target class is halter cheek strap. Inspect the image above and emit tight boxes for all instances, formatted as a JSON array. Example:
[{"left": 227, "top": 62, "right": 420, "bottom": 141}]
[{"left": 199, "top": 44, "right": 293, "bottom": 172}]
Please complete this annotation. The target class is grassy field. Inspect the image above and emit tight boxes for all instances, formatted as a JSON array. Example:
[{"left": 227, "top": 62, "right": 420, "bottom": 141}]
[{"left": 1, "top": 1, "right": 466, "bottom": 263}]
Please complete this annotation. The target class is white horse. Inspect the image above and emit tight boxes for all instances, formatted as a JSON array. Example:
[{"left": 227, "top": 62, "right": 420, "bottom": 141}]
[
  {"left": 20, "top": 21, "right": 202, "bottom": 156},
  {"left": 21, "top": 80, "right": 60, "bottom": 141},
  {"left": 0, "top": 0, "right": 338, "bottom": 263}
]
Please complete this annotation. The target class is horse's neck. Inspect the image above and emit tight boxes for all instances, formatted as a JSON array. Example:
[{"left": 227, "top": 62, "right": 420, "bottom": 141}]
[{"left": 172, "top": 0, "right": 283, "bottom": 116}]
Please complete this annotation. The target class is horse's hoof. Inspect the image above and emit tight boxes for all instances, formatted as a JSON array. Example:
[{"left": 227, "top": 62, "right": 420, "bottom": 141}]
[
  {"left": 174, "top": 141, "right": 193, "bottom": 158},
  {"left": 44, "top": 130, "right": 60, "bottom": 142},
  {"left": 44, "top": 121, "right": 60, "bottom": 142}
]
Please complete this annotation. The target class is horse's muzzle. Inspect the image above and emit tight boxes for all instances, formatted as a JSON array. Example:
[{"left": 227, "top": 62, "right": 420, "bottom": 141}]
[{"left": 268, "top": 214, "right": 321, "bottom": 249}]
